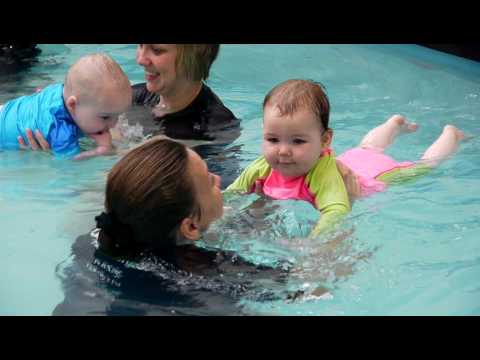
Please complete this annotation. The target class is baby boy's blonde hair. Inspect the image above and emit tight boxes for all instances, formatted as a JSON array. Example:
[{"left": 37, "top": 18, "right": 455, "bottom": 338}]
[{"left": 64, "top": 53, "right": 131, "bottom": 104}]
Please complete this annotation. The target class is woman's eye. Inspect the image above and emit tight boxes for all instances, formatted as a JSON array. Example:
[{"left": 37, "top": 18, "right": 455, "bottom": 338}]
[{"left": 152, "top": 48, "right": 165, "bottom": 55}]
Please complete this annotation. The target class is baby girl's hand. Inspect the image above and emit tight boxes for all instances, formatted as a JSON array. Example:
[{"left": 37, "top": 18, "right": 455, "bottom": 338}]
[{"left": 254, "top": 179, "right": 264, "bottom": 195}]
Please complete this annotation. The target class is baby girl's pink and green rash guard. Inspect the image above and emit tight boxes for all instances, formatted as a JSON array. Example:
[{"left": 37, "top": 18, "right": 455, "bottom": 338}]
[{"left": 225, "top": 149, "right": 351, "bottom": 235}]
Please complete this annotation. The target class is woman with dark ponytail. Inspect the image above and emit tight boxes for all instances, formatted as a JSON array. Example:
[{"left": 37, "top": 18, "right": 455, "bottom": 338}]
[
  {"left": 53, "top": 138, "right": 291, "bottom": 316},
  {"left": 95, "top": 139, "right": 204, "bottom": 261}
]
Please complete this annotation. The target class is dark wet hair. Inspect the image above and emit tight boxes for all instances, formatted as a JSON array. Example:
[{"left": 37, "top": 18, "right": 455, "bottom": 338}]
[
  {"left": 96, "top": 138, "right": 199, "bottom": 259},
  {"left": 263, "top": 79, "right": 331, "bottom": 131}
]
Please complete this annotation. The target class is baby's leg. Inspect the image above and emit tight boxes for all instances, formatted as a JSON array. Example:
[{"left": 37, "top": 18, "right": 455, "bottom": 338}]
[
  {"left": 359, "top": 114, "right": 418, "bottom": 152},
  {"left": 420, "top": 125, "right": 465, "bottom": 167}
]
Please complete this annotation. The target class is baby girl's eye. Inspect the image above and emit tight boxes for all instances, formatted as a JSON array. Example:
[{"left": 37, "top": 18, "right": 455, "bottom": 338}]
[
  {"left": 100, "top": 116, "right": 110, "bottom": 120},
  {"left": 267, "top": 138, "right": 279, "bottom": 143},
  {"left": 293, "top": 139, "right": 306, "bottom": 144}
]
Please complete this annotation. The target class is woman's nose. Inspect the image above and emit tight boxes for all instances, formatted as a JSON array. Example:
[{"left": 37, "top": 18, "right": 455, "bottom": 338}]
[{"left": 136, "top": 46, "right": 150, "bottom": 66}]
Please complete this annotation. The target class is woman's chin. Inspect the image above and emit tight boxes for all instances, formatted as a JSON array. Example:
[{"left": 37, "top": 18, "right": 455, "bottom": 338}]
[{"left": 146, "top": 81, "right": 161, "bottom": 93}]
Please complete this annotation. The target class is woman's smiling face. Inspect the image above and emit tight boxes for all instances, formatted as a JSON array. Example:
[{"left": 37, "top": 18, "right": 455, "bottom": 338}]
[{"left": 136, "top": 44, "right": 180, "bottom": 95}]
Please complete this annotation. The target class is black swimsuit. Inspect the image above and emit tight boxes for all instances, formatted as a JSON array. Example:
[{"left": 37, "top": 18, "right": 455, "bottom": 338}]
[
  {"left": 128, "top": 82, "right": 240, "bottom": 143},
  {"left": 126, "top": 82, "right": 243, "bottom": 189},
  {"left": 52, "top": 233, "right": 291, "bottom": 316}
]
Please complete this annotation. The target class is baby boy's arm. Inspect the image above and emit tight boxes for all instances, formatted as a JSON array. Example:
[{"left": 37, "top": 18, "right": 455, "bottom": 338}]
[{"left": 73, "top": 131, "right": 115, "bottom": 161}]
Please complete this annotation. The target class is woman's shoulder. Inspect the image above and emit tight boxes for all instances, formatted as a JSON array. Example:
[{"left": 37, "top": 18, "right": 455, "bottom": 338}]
[
  {"left": 131, "top": 82, "right": 160, "bottom": 106},
  {"left": 199, "top": 84, "right": 237, "bottom": 122}
]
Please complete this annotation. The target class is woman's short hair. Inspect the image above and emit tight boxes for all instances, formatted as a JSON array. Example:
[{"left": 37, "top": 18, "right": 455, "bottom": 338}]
[{"left": 175, "top": 44, "right": 220, "bottom": 81}]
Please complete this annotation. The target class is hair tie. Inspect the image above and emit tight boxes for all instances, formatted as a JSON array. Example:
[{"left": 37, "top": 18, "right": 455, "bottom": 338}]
[
  {"left": 95, "top": 211, "right": 136, "bottom": 254},
  {"left": 95, "top": 212, "right": 115, "bottom": 233}
]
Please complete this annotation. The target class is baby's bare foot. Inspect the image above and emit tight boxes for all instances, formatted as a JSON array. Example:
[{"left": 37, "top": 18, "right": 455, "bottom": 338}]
[
  {"left": 390, "top": 114, "right": 418, "bottom": 133},
  {"left": 444, "top": 124, "right": 465, "bottom": 141}
]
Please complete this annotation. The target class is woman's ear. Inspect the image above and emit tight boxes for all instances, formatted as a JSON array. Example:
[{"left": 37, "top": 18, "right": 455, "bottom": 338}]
[
  {"left": 322, "top": 128, "right": 333, "bottom": 147},
  {"left": 178, "top": 217, "right": 201, "bottom": 241},
  {"left": 65, "top": 95, "right": 78, "bottom": 116}
]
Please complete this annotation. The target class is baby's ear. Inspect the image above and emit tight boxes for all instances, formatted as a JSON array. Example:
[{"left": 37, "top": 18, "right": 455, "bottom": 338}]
[
  {"left": 65, "top": 95, "right": 78, "bottom": 114},
  {"left": 322, "top": 128, "right": 333, "bottom": 147}
]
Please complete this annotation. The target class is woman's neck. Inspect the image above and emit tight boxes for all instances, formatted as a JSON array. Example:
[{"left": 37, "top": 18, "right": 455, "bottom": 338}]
[{"left": 154, "top": 80, "right": 203, "bottom": 116}]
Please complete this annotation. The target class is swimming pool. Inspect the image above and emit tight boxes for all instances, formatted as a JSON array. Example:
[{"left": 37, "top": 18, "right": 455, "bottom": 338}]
[{"left": 1, "top": 44, "right": 479, "bottom": 315}]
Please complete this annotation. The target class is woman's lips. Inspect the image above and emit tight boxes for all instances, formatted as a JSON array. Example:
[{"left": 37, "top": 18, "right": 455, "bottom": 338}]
[{"left": 145, "top": 72, "right": 159, "bottom": 81}]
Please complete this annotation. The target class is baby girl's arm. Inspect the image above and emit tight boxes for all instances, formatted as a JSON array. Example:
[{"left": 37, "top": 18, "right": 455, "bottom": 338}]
[
  {"left": 73, "top": 131, "right": 115, "bottom": 161},
  {"left": 311, "top": 204, "right": 350, "bottom": 237}
]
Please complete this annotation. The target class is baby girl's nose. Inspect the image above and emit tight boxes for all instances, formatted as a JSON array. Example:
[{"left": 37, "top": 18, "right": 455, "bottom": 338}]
[{"left": 278, "top": 144, "right": 291, "bottom": 155}]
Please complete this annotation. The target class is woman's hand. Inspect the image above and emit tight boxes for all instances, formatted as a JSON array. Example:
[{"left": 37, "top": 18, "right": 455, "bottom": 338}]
[
  {"left": 18, "top": 128, "right": 51, "bottom": 152},
  {"left": 336, "top": 159, "right": 361, "bottom": 200}
]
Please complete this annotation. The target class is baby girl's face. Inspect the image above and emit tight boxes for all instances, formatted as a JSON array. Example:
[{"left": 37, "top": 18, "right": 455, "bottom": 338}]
[
  {"left": 262, "top": 105, "right": 328, "bottom": 178},
  {"left": 74, "top": 85, "right": 132, "bottom": 136}
]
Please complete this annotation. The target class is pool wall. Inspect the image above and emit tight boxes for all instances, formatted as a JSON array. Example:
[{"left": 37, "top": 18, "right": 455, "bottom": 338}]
[{"left": 421, "top": 44, "right": 480, "bottom": 62}]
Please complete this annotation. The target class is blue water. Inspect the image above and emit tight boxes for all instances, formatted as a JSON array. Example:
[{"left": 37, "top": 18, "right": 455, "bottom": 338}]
[{"left": 1, "top": 44, "right": 479, "bottom": 315}]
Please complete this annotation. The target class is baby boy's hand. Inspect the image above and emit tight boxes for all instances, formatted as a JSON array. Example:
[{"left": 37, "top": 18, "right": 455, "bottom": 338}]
[
  {"left": 73, "top": 131, "right": 115, "bottom": 161},
  {"left": 73, "top": 145, "right": 114, "bottom": 161}
]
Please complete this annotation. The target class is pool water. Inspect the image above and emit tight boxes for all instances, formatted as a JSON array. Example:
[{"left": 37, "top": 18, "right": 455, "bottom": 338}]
[{"left": 1, "top": 44, "right": 479, "bottom": 315}]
